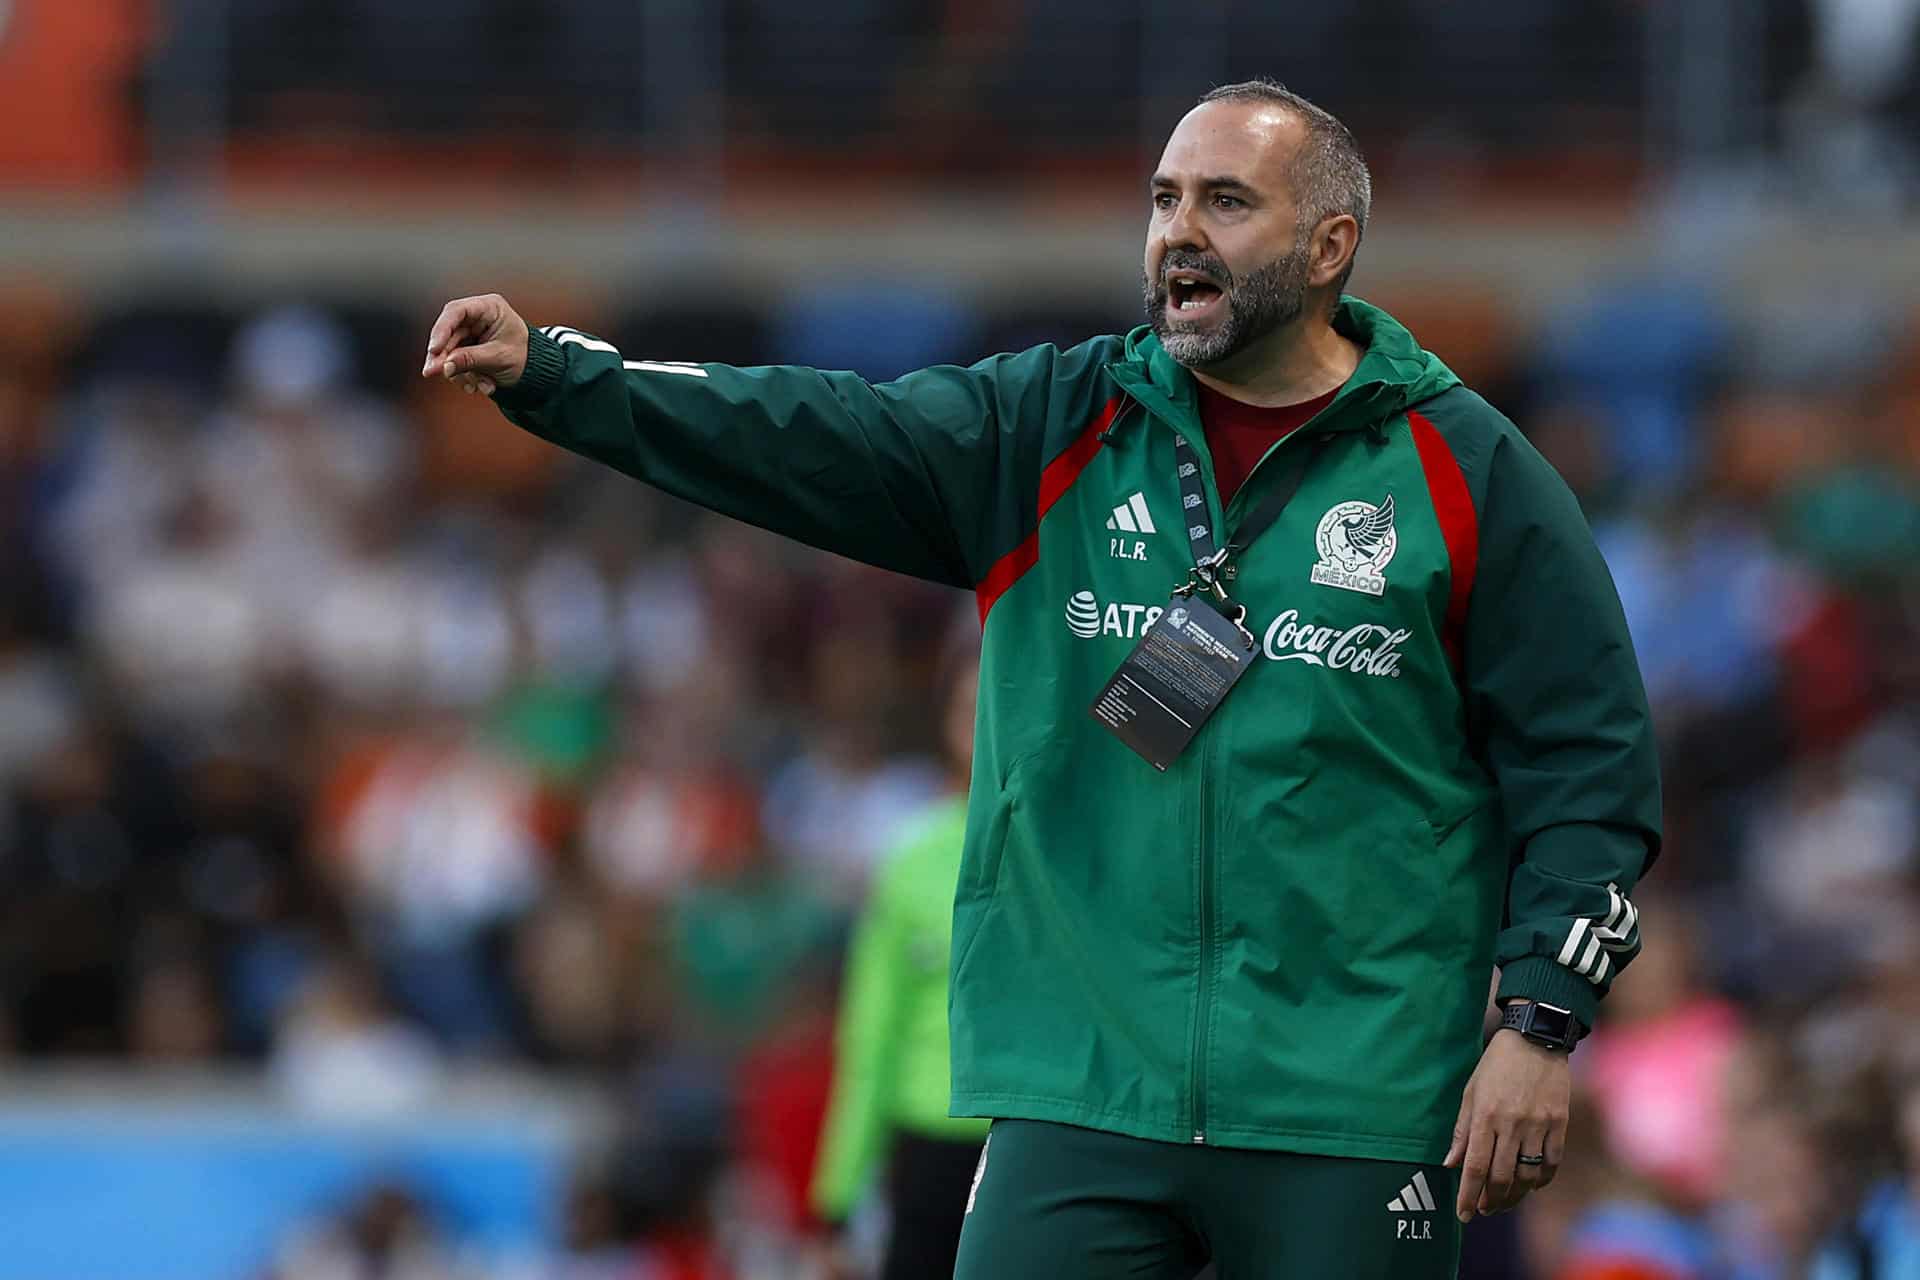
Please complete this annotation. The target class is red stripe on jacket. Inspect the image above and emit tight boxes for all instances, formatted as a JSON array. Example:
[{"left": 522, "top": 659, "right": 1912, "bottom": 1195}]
[
  {"left": 1407, "top": 409, "right": 1479, "bottom": 669},
  {"left": 974, "top": 396, "right": 1123, "bottom": 625}
]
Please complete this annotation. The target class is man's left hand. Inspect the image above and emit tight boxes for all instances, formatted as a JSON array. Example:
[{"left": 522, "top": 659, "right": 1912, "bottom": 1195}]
[{"left": 1441, "top": 1026, "right": 1570, "bottom": 1222}]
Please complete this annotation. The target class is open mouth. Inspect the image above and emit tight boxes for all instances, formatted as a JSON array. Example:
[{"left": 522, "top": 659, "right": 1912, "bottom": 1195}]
[{"left": 1166, "top": 272, "right": 1225, "bottom": 318}]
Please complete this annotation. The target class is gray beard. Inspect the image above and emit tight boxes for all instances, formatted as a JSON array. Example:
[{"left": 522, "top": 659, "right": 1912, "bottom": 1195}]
[{"left": 1144, "top": 241, "right": 1312, "bottom": 368}]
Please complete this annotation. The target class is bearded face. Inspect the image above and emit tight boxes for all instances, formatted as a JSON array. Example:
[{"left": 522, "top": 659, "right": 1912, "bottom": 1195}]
[{"left": 1143, "top": 233, "right": 1312, "bottom": 369}]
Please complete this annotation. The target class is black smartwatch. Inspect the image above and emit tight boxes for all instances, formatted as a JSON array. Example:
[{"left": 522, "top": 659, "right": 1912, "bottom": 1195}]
[{"left": 1498, "top": 1000, "right": 1585, "bottom": 1053}]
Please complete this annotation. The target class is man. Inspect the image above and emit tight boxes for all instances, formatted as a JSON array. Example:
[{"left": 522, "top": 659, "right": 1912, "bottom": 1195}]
[{"left": 424, "top": 79, "right": 1660, "bottom": 1279}]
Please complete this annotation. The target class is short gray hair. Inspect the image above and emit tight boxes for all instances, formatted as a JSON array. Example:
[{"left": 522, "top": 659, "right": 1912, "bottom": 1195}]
[{"left": 1199, "top": 79, "right": 1371, "bottom": 291}]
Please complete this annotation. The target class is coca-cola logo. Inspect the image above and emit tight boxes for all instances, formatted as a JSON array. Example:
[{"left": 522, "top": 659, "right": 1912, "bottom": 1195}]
[
  {"left": 1262, "top": 609, "right": 1410, "bottom": 678},
  {"left": 1064, "top": 593, "right": 1415, "bottom": 679}
]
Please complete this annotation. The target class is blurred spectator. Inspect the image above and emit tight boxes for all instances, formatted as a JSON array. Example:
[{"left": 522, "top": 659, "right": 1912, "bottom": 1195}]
[
  {"left": 733, "top": 958, "right": 838, "bottom": 1247},
  {"left": 584, "top": 761, "right": 761, "bottom": 901},
  {"left": 1808, "top": 1071, "right": 1920, "bottom": 1277},
  {"left": 1, "top": 713, "right": 184, "bottom": 1054},
  {"left": 203, "top": 306, "right": 410, "bottom": 582},
  {"left": 1740, "top": 753, "right": 1918, "bottom": 965},
  {"left": 127, "top": 953, "right": 225, "bottom": 1061},
  {"left": 668, "top": 832, "right": 839, "bottom": 1046},
  {"left": 606, "top": 1054, "right": 737, "bottom": 1280},
  {"left": 760, "top": 630, "right": 943, "bottom": 899},
  {"left": 1519, "top": 1094, "right": 1714, "bottom": 1280},
  {"left": 271, "top": 955, "right": 443, "bottom": 1116},
  {"left": 1535, "top": 285, "right": 1727, "bottom": 497},
  {"left": 1782, "top": 0, "right": 1920, "bottom": 212},
  {"left": 42, "top": 374, "right": 204, "bottom": 607},
  {"left": 1554, "top": 1196, "right": 1717, "bottom": 1280},
  {"left": 0, "top": 578, "right": 77, "bottom": 792},
  {"left": 268, "top": 1182, "right": 466, "bottom": 1280},
  {"left": 1716, "top": 1102, "right": 1836, "bottom": 1279},
  {"left": 323, "top": 718, "right": 548, "bottom": 1049},
  {"left": 1584, "top": 902, "right": 1744, "bottom": 1208}
]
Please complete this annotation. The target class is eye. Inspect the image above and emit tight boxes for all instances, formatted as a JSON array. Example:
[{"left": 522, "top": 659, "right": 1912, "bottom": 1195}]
[
  {"left": 1213, "top": 193, "right": 1244, "bottom": 210},
  {"left": 1152, "top": 192, "right": 1178, "bottom": 211}
]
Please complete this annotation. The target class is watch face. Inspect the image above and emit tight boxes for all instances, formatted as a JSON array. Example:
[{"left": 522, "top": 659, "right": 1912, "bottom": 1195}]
[{"left": 1528, "top": 1004, "right": 1576, "bottom": 1042}]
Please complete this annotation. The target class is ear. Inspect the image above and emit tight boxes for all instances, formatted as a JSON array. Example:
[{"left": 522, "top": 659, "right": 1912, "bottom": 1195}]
[{"left": 1308, "top": 214, "right": 1361, "bottom": 291}]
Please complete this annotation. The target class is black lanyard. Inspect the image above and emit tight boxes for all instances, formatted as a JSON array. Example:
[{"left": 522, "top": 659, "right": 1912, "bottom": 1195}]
[{"left": 1173, "top": 430, "right": 1328, "bottom": 602}]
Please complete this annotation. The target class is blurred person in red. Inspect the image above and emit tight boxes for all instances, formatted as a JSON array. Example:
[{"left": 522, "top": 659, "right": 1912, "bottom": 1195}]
[
  {"left": 731, "top": 954, "right": 839, "bottom": 1260},
  {"left": 809, "top": 646, "right": 990, "bottom": 1280}
]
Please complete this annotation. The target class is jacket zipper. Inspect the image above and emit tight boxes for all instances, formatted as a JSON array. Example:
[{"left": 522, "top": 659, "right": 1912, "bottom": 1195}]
[
  {"left": 1190, "top": 731, "right": 1214, "bottom": 1144},
  {"left": 1187, "top": 419, "right": 1314, "bottom": 1145},
  {"left": 1165, "top": 394, "right": 1326, "bottom": 1146}
]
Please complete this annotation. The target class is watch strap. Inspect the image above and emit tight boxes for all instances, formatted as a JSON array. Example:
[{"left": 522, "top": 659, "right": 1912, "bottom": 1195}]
[{"left": 1499, "top": 1000, "right": 1584, "bottom": 1052}]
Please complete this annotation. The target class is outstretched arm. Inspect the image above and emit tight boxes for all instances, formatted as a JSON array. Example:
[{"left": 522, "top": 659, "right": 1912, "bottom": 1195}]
[{"left": 423, "top": 293, "right": 1111, "bottom": 588}]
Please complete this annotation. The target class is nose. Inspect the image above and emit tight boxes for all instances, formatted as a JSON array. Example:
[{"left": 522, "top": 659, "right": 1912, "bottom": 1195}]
[{"left": 1162, "top": 196, "right": 1209, "bottom": 256}]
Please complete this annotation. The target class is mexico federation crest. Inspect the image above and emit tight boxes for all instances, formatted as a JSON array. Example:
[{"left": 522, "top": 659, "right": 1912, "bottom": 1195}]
[{"left": 1311, "top": 495, "right": 1396, "bottom": 596}]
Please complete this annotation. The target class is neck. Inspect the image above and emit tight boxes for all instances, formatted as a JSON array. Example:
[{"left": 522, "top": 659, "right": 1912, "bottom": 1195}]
[{"left": 1187, "top": 299, "right": 1362, "bottom": 407}]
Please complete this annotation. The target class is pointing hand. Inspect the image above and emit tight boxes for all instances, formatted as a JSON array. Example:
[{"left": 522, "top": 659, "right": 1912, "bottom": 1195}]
[{"left": 421, "top": 293, "right": 530, "bottom": 397}]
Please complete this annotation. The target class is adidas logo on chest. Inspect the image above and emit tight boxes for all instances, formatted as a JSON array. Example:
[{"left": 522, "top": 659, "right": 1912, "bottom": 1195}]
[{"left": 1106, "top": 491, "right": 1155, "bottom": 561}]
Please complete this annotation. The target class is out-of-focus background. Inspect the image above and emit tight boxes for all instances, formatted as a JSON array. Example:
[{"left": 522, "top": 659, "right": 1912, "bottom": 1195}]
[{"left": 4, "top": 2, "right": 1920, "bottom": 1277}]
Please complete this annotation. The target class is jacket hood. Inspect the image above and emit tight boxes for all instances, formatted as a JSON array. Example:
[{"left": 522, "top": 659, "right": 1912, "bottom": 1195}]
[{"left": 1108, "top": 295, "right": 1461, "bottom": 437}]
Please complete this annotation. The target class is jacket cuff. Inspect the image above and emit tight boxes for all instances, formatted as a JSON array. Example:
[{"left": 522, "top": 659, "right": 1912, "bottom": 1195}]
[
  {"left": 493, "top": 326, "right": 565, "bottom": 409},
  {"left": 1496, "top": 955, "right": 1599, "bottom": 1029}
]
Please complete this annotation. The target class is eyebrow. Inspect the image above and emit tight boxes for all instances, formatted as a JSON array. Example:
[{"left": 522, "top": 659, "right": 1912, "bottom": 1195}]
[{"left": 1149, "top": 174, "right": 1260, "bottom": 196}]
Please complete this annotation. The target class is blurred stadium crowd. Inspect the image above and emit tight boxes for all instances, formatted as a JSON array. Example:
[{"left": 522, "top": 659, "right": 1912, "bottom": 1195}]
[{"left": 2, "top": 273, "right": 1919, "bottom": 1279}]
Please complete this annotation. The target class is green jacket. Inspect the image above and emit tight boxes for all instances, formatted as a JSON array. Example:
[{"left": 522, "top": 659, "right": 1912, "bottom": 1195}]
[
  {"left": 810, "top": 796, "right": 989, "bottom": 1224},
  {"left": 496, "top": 298, "right": 1661, "bottom": 1163}
]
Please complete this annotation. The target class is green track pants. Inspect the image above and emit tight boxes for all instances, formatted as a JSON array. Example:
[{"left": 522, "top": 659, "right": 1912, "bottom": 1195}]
[{"left": 953, "top": 1120, "right": 1461, "bottom": 1279}]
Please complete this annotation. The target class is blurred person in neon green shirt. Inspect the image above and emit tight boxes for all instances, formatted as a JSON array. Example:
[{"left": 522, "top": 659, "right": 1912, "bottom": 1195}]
[{"left": 810, "top": 648, "right": 988, "bottom": 1279}]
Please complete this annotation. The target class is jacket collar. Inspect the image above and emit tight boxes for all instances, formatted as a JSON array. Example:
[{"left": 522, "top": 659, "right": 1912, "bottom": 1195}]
[{"left": 1104, "top": 296, "right": 1461, "bottom": 439}]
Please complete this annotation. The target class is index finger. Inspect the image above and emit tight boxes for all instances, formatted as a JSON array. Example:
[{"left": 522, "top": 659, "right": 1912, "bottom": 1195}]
[
  {"left": 426, "top": 298, "right": 480, "bottom": 359},
  {"left": 1455, "top": 1122, "right": 1492, "bottom": 1222}
]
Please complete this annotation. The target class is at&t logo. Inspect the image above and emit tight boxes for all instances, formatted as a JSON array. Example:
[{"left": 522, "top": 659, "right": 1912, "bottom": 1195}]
[
  {"left": 1064, "top": 589, "right": 1163, "bottom": 640},
  {"left": 1065, "top": 590, "right": 1101, "bottom": 638}
]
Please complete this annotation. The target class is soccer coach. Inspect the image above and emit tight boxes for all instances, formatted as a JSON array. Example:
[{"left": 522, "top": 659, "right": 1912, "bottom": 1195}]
[{"left": 424, "top": 80, "right": 1660, "bottom": 1279}]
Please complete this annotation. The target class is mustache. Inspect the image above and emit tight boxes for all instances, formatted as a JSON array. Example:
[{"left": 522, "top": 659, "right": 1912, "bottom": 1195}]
[{"left": 1157, "top": 252, "right": 1234, "bottom": 289}]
